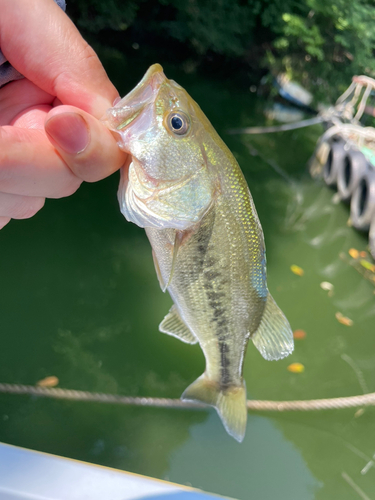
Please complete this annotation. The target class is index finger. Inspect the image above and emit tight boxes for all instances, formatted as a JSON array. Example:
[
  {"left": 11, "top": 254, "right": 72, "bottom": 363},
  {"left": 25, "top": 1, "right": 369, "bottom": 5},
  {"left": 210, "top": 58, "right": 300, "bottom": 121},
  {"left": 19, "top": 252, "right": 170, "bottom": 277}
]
[{"left": 0, "top": 0, "right": 118, "bottom": 117}]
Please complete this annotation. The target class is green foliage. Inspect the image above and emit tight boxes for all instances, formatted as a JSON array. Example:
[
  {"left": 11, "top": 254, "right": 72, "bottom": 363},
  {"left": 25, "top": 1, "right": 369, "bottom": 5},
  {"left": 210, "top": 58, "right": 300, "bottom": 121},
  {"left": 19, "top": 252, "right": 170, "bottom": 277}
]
[
  {"left": 159, "top": 0, "right": 255, "bottom": 56},
  {"left": 69, "top": 0, "right": 140, "bottom": 32},
  {"left": 274, "top": 0, "right": 375, "bottom": 99},
  {"left": 155, "top": 0, "right": 295, "bottom": 56},
  {"left": 68, "top": 0, "right": 375, "bottom": 102},
  {"left": 275, "top": 13, "right": 324, "bottom": 61},
  {"left": 69, "top": 0, "right": 290, "bottom": 54}
]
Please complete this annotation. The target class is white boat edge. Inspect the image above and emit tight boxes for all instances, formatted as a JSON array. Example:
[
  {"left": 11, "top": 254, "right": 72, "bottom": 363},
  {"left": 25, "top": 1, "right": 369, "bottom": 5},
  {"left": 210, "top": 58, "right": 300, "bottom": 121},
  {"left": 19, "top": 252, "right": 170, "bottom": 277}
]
[{"left": 0, "top": 442, "right": 235, "bottom": 500}]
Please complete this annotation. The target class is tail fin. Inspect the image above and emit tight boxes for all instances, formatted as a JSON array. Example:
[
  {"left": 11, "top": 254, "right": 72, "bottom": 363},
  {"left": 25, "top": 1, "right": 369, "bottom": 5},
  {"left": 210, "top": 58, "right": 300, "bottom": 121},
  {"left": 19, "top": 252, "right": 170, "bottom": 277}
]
[{"left": 181, "top": 375, "right": 247, "bottom": 442}]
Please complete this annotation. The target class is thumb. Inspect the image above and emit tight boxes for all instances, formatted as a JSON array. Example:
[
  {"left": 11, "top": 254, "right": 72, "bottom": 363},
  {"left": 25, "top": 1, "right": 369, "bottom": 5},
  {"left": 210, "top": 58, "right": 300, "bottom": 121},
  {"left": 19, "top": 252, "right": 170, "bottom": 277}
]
[{"left": 45, "top": 106, "right": 128, "bottom": 182}]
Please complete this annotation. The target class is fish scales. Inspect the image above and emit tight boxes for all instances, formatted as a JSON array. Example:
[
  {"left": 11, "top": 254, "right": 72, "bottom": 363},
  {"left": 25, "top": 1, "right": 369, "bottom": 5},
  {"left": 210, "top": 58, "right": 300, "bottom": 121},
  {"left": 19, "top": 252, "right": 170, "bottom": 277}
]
[{"left": 105, "top": 64, "right": 294, "bottom": 442}]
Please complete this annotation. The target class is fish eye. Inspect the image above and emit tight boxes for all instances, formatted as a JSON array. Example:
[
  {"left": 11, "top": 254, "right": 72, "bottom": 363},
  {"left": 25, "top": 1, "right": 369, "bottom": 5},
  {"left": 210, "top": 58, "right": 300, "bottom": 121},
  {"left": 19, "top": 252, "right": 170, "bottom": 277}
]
[{"left": 167, "top": 111, "right": 190, "bottom": 135}]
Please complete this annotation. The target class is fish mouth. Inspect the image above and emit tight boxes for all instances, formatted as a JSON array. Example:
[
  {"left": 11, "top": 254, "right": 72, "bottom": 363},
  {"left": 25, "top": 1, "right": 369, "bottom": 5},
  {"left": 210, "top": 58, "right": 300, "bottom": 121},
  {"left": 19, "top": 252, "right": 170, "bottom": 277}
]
[{"left": 105, "top": 64, "right": 167, "bottom": 132}]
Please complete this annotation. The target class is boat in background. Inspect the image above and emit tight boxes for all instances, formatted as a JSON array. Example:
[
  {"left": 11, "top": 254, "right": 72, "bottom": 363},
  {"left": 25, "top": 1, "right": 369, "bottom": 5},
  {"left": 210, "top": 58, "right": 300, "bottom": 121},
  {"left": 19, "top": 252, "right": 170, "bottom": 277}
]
[{"left": 275, "top": 74, "right": 313, "bottom": 109}]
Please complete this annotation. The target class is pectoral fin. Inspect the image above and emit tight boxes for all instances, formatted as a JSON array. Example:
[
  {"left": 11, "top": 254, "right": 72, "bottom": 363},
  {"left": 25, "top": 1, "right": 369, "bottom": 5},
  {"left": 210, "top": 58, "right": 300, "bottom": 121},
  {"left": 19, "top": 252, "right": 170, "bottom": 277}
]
[
  {"left": 251, "top": 293, "right": 294, "bottom": 360},
  {"left": 159, "top": 305, "right": 197, "bottom": 344},
  {"left": 150, "top": 229, "right": 184, "bottom": 292},
  {"left": 165, "top": 230, "right": 184, "bottom": 289},
  {"left": 152, "top": 249, "right": 167, "bottom": 292}
]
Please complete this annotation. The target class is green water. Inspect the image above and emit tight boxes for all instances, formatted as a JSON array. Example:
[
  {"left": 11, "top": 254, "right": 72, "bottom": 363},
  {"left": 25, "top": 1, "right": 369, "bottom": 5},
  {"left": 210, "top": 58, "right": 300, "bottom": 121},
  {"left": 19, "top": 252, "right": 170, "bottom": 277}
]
[{"left": 0, "top": 55, "right": 374, "bottom": 499}]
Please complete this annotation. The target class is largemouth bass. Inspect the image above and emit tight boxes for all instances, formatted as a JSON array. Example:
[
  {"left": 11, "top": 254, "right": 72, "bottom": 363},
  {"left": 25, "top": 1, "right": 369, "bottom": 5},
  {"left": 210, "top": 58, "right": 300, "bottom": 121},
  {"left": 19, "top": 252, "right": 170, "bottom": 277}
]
[{"left": 105, "top": 64, "right": 294, "bottom": 442}]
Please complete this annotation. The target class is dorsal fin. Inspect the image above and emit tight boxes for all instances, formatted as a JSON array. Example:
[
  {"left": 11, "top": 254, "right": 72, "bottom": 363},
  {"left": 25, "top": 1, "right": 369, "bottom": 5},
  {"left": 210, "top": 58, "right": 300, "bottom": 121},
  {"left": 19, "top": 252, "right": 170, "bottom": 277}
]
[
  {"left": 251, "top": 293, "right": 294, "bottom": 360},
  {"left": 159, "top": 305, "right": 197, "bottom": 344}
]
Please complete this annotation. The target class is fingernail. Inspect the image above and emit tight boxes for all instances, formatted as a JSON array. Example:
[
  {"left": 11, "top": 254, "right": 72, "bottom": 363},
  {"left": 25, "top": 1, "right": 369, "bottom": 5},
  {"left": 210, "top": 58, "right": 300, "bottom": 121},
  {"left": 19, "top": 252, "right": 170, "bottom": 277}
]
[{"left": 45, "top": 112, "right": 90, "bottom": 154}]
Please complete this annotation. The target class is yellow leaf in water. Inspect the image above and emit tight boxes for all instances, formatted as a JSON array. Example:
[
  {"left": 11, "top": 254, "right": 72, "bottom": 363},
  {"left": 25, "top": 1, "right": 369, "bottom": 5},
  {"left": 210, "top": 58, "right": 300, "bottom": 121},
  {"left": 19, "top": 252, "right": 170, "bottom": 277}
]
[
  {"left": 335, "top": 312, "right": 353, "bottom": 326},
  {"left": 37, "top": 376, "right": 59, "bottom": 388},
  {"left": 290, "top": 265, "right": 304, "bottom": 276},
  {"left": 360, "top": 259, "right": 375, "bottom": 272},
  {"left": 287, "top": 363, "right": 305, "bottom": 373},
  {"left": 348, "top": 248, "right": 359, "bottom": 259}
]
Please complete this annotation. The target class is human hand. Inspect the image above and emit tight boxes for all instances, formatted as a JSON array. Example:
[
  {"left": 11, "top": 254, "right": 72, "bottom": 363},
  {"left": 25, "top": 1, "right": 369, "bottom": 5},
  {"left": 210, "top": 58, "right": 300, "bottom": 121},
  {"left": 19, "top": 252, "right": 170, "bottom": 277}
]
[{"left": 0, "top": 0, "right": 128, "bottom": 229}]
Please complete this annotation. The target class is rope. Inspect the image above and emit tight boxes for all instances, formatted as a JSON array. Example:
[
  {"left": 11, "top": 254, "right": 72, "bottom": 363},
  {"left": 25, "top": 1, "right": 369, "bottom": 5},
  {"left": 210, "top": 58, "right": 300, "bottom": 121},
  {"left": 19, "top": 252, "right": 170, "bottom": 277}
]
[
  {"left": 227, "top": 116, "right": 324, "bottom": 135},
  {"left": 0, "top": 383, "right": 374, "bottom": 412},
  {"left": 355, "top": 83, "right": 372, "bottom": 122},
  {"left": 334, "top": 75, "right": 375, "bottom": 122},
  {"left": 315, "top": 120, "right": 375, "bottom": 155},
  {"left": 336, "top": 81, "right": 357, "bottom": 105}
]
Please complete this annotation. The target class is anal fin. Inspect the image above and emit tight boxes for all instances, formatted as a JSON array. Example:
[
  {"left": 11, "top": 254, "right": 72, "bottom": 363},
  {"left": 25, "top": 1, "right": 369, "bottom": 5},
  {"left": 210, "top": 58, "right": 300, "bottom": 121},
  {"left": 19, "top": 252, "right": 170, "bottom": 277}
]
[
  {"left": 251, "top": 293, "right": 294, "bottom": 360},
  {"left": 159, "top": 305, "right": 197, "bottom": 344},
  {"left": 150, "top": 230, "right": 184, "bottom": 292}
]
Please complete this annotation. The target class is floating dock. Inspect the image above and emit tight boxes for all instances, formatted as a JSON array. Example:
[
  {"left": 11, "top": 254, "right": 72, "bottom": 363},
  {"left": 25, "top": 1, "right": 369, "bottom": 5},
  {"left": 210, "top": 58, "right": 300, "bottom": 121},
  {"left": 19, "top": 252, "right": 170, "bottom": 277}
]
[{"left": 310, "top": 75, "right": 375, "bottom": 258}]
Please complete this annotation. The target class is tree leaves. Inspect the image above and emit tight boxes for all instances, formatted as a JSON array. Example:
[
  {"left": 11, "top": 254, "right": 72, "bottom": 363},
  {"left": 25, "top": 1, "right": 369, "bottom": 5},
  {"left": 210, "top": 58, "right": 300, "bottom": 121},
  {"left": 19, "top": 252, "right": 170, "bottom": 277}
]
[{"left": 68, "top": 0, "right": 375, "bottom": 102}]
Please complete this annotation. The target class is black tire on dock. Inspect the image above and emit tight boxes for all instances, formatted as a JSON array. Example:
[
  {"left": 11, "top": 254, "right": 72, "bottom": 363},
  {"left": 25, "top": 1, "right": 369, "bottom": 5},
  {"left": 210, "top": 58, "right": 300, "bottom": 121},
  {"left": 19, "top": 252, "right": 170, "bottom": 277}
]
[
  {"left": 323, "top": 141, "right": 346, "bottom": 187},
  {"left": 337, "top": 149, "right": 368, "bottom": 202},
  {"left": 350, "top": 168, "right": 375, "bottom": 231},
  {"left": 369, "top": 217, "right": 375, "bottom": 260}
]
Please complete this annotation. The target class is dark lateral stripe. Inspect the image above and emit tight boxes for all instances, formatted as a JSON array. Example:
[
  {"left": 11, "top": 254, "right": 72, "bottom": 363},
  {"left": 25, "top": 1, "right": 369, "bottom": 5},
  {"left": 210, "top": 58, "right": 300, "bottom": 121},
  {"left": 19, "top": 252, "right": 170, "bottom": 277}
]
[{"left": 219, "top": 341, "right": 231, "bottom": 386}]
